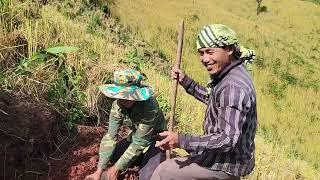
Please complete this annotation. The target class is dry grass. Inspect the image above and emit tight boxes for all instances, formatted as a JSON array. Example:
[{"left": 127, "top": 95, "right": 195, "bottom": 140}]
[
  {"left": 1, "top": 0, "right": 320, "bottom": 178},
  {"left": 109, "top": 0, "right": 320, "bottom": 178}
]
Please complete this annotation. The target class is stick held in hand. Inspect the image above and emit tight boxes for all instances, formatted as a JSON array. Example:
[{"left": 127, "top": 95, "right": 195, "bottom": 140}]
[{"left": 166, "top": 19, "right": 184, "bottom": 159}]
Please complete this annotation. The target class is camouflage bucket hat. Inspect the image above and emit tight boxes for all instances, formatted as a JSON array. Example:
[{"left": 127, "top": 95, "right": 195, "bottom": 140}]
[{"left": 99, "top": 69, "right": 153, "bottom": 101}]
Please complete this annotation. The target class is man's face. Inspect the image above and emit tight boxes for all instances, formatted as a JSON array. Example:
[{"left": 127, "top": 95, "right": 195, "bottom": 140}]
[
  {"left": 198, "top": 47, "right": 233, "bottom": 75},
  {"left": 117, "top": 99, "right": 136, "bottom": 109}
]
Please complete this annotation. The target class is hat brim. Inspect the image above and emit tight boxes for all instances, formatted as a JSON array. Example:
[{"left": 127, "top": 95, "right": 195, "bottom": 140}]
[{"left": 98, "top": 84, "right": 153, "bottom": 101}]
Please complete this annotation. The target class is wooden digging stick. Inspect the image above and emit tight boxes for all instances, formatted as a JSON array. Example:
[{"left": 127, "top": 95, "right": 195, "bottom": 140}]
[{"left": 166, "top": 19, "right": 184, "bottom": 160}]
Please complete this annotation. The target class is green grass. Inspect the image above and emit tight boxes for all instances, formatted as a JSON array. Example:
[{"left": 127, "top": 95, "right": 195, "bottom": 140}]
[
  {"left": 107, "top": 0, "right": 320, "bottom": 177},
  {"left": 304, "top": 0, "right": 320, "bottom": 5},
  {"left": 1, "top": 0, "right": 320, "bottom": 178}
]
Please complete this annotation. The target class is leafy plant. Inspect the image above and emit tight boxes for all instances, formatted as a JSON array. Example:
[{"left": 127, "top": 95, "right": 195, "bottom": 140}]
[
  {"left": 265, "top": 80, "right": 287, "bottom": 99},
  {"left": 280, "top": 71, "right": 298, "bottom": 85},
  {"left": 14, "top": 45, "right": 87, "bottom": 129},
  {"left": 15, "top": 46, "right": 79, "bottom": 76},
  {"left": 45, "top": 46, "right": 79, "bottom": 54},
  {"left": 156, "top": 93, "right": 171, "bottom": 114},
  {"left": 15, "top": 53, "right": 48, "bottom": 76},
  {"left": 122, "top": 48, "right": 146, "bottom": 71},
  {"left": 87, "top": 14, "right": 103, "bottom": 34}
]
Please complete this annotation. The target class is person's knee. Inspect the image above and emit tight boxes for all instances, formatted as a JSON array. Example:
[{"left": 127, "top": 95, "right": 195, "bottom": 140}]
[
  {"left": 139, "top": 165, "right": 155, "bottom": 180},
  {"left": 150, "top": 161, "right": 169, "bottom": 180},
  {"left": 155, "top": 159, "right": 177, "bottom": 176}
]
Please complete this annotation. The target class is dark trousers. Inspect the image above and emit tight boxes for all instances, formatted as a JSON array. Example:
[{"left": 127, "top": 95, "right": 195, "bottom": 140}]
[{"left": 107, "top": 138, "right": 165, "bottom": 180}]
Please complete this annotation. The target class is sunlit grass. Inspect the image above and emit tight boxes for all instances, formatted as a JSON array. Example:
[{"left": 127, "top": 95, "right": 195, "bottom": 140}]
[
  {"left": 109, "top": 0, "right": 320, "bottom": 177},
  {"left": 1, "top": 0, "right": 319, "bottom": 178}
]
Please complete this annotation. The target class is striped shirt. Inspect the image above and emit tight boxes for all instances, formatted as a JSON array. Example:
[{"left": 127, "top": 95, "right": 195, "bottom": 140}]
[{"left": 178, "top": 59, "right": 257, "bottom": 176}]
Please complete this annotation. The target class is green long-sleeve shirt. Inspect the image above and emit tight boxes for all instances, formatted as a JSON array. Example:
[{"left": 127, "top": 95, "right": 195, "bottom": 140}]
[{"left": 98, "top": 97, "right": 167, "bottom": 170}]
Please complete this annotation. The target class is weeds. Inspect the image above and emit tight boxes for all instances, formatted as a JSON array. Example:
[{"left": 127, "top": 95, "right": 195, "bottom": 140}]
[
  {"left": 156, "top": 93, "right": 170, "bottom": 114},
  {"left": 10, "top": 45, "right": 88, "bottom": 129},
  {"left": 256, "top": 0, "right": 268, "bottom": 15},
  {"left": 0, "top": 0, "right": 171, "bottom": 129},
  {"left": 108, "top": 0, "right": 320, "bottom": 176},
  {"left": 1, "top": 0, "right": 320, "bottom": 177},
  {"left": 87, "top": 13, "right": 103, "bottom": 34}
]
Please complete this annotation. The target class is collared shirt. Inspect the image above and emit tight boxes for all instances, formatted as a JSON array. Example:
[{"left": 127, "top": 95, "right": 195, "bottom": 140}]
[
  {"left": 98, "top": 97, "right": 166, "bottom": 170},
  {"left": 178, "top": 60, "right": 257, "bottom": 176}
]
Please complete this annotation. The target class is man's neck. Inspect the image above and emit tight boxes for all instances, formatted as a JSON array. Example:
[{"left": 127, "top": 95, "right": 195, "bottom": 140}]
[{"left": 209, "top": 59, "right": 243, "bottom": 87}]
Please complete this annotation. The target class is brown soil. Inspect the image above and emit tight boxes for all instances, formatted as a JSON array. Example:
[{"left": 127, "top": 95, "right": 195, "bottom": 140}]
[
  {"left": 0, "top": 90, "right": 138, "bottom": 180},
  {"left": 47, "top": 125, "right": 138, "bottom": 180},
  {"left": 0, "top": 90, "right": 56, "bottom": 180}
]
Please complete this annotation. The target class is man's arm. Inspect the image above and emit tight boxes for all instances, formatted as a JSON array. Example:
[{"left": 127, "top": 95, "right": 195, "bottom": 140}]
[
  {"left": 97, "top": 101, "right": 123, "bottom": 169},
  {"left": 114, "top": 123, "right": 154, "bottom": 170},
  {"left": 180, "top": 75, "right": 210, "bottom": 104},
  {"left": 179, "top": 85, "right": 250, "bottom": 152},
  {"left": 113, "top": 102, "right": 158, "bottom": 171},
  {"left": 171, "top": 67, "right": 209, "bottom": 104}
]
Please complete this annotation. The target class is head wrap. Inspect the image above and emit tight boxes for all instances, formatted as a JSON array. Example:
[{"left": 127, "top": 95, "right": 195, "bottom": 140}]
[{"left": 196, "top": 24, "right": 256, "bottom": 68}]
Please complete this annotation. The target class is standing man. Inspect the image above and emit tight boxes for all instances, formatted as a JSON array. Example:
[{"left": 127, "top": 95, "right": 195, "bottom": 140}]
[
  {"left": 86, "top": 69, "right": 167, "bottom": 180},
  {"left": 152, "top": 24, "right": 257, "bottom": 180}
]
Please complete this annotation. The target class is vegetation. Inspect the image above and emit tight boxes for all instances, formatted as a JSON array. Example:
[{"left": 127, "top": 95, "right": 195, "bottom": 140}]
[
  {"left": 107, "top": 0, "right": 320, "bottom": 178},
  {"left": 305, "top": 0, "right": 320, "bottom": 5},
  {"left": 256, "top": 0, "right": 268, "bottom": 15},
  {"left": 0, "top": 0, "right": 168, "bottom": 128},
  {"left": 1, "top": 0, "right": 319, "bottom": 178}
]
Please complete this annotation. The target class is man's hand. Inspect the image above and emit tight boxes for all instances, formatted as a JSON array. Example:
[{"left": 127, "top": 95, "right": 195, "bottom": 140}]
[
  {"left": 171, "top": 67, "right": 186, "bottom": 83},
  {"left": 106, "top": 166, "right": 119, "bottom": 180},
  {"left": 85, "top": 167, "right": 103, "bottom": 180},
  {"left": 155, "top": 131, "right": 179, "bottom": 150}
]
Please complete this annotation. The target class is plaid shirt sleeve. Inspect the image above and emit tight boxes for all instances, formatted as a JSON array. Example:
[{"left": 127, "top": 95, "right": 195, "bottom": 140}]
[
  {"left": 178, "top": 84, "right": 251, "bottom": 153},
  {"left": 181, "top": 75, "right": 210, "bottom": 104}
]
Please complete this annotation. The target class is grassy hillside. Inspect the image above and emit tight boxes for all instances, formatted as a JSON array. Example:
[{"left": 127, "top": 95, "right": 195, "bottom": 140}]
[
  {"left": 1, "top": 0, "right": 319, "bottom": 179},
  {"left": 0, "top": 0, "right": 169, "bottom": 127},
  {"left": 108, "top": 0, "right": 320, "bottom": 177},
  {"left": 306, "top": 0, "right": 320, "bottom": 5}
]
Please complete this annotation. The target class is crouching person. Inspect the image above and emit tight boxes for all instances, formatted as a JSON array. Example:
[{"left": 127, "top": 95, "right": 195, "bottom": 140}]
[{"left": 85, "top": 69, "right": 167, "bottom": 180}]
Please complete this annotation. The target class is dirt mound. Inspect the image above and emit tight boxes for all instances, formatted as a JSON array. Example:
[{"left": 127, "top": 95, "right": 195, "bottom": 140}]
[
  {"left": 44, "top": 125, "right": 104, "bottom": 180},
  {"left": 0, "top": 90, "right": 57, "bottom": 179},
  {"left": 47, "top": 125, "right": 138, "bottom": 180},
  {"left": 0, "top": 90, "right": 139, "bottom": 180}
]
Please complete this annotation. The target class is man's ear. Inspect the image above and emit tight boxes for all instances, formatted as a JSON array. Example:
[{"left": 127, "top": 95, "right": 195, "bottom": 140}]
[{"left": 226, "top": 45, "right": 234, "bottom": 56}]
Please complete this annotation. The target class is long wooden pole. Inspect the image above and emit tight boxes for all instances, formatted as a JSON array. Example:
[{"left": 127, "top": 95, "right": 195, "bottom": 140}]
[{"left": 166, "top": 19, "right": 184, "bottom": 159}]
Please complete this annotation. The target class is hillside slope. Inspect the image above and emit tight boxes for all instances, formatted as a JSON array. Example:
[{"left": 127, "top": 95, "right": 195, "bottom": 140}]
[
  {"left": 1, "top": 0, "right": 319, "bottom": 179},
  {"left": 109, "top": 0, "right": 320, "bottom": 178}
]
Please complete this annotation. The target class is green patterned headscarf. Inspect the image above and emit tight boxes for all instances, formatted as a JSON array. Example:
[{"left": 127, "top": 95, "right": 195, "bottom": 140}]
[
  {"left": 99, "top": 69, "right": 153, "bottom": 101},
  {"left": 196, "top": 24, "right": 256, "bottom": 67}
]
